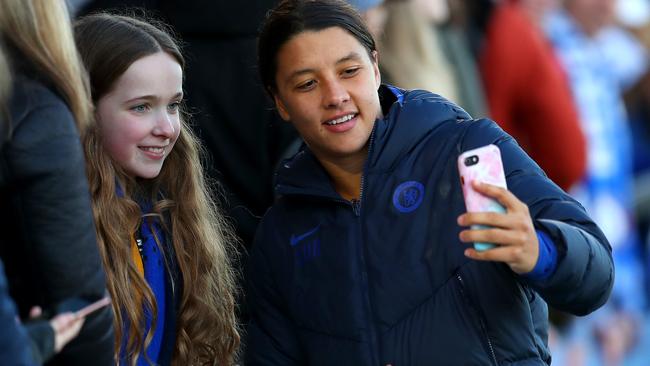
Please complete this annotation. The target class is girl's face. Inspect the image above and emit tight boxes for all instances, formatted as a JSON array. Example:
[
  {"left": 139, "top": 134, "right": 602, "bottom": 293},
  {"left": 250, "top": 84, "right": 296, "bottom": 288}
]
[
  {"left": 273, "top": 27, "right": 382, "bottom": 164},
  {"left": 96, "top": 51, "right": 182, "bottom": 179}
]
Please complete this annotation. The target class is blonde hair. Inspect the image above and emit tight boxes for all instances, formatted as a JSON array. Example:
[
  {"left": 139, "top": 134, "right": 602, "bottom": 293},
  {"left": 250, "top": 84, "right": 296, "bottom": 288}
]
[
  {"left": 75, "top": 14, "right": 240, "bottom": 365},
  {"left": 0, "top": 0, "right": 92, "bottom": 132},
  {"left": 379, "top": 0, "right": 460, "bottom": 103}
]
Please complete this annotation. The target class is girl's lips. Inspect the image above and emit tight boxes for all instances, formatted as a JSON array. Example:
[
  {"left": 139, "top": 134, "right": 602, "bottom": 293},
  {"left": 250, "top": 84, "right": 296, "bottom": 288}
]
[
  {"left": 139, "top": 146, "right": 166, "bottom": 160},
  {"left": 323, "top": 114, "right": 358, "bottom": 133}
]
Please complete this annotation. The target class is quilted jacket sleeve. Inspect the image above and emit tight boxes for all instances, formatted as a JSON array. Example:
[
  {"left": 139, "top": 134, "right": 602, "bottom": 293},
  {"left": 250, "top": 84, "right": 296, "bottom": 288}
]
[
  {"left": 246, "top": 216, "right": 305, "bottom": 365},
  {"left": 465, "top": 119, "right": 614, "bottom": 316},
  {"left": 2, "top": 78, "right": 114, "bottom": 366}
]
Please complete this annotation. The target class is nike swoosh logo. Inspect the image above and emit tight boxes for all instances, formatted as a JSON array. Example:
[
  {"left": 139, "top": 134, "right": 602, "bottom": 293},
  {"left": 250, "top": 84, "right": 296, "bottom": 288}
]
[{"left": 290, "top": 224, "right": 321, "bottom": 246}]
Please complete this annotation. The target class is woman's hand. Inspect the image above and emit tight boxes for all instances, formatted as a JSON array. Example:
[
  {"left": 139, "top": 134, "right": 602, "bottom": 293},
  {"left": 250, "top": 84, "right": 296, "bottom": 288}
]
[
  {"left": 29, "top": 305, "right": 85, "bottom": 353},
  {"left": 457, "top": 181, "right": 539, "bottom": 274},
  {"left": 50, "top": 312, "right": 85, "bottom": 353}
]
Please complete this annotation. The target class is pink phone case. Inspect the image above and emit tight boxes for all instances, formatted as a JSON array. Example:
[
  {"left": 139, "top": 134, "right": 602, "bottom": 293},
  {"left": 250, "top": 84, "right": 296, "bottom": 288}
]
[{"left": 458, "top": 144, "right": 507, "bottom": 251}]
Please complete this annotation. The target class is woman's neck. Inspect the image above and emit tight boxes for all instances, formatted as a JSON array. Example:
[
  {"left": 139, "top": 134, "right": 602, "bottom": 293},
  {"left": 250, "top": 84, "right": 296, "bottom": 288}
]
[{"left": 318, "top": 151, "right": 367, "bottom": 202}]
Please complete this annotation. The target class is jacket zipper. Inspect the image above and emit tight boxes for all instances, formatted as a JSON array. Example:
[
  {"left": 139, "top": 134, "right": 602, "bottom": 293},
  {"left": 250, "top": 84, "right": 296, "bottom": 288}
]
[
  {"left": 353, "top": 127, "right": 381, "bottom": 364},
  {"left": 456, "top": 274, "right": 498, "bottom": 366}
]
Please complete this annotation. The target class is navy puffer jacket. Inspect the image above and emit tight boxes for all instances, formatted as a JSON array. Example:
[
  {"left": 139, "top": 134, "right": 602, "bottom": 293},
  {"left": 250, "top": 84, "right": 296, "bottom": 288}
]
[{"left": 246, "top": 86, "right": 613, "bottom": 365}]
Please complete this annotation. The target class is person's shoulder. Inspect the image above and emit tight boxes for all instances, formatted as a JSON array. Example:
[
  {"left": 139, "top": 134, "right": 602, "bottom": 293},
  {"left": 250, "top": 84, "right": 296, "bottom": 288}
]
[
  {"left": 384, "top": 86, "right": 472, "bottom": 125},
  {"left": 9, "top": 74, "right": 72, "bottom": 128}
]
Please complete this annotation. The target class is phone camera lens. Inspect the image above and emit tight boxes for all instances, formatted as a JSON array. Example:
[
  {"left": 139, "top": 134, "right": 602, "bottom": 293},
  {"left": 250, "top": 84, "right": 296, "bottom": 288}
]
[{"left": 464, "top": 155, "right": 479, "bottom": 166}]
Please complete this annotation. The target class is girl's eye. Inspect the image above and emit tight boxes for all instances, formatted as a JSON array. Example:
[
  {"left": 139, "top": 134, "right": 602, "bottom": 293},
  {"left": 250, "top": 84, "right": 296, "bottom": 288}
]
[
  {"left": 342, "top": 67, "right": 360, "bottom": 77},
  {"left": 167, "top": 102, "right": 181, "bottom": 113},
  {"left": 296, "top": 80, "right": 316, "bottom": 91},
  {"left": 131, "top": 104, "right": 149, "bottom": 113}
]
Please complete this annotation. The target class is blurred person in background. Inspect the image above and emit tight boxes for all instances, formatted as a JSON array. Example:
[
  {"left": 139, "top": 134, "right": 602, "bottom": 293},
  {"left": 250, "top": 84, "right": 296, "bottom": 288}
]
[
  {"left": 353, "top": 0, "right": 487, "bottom": 117},
  {"left": 378, "top": 0, "right": 461, "bottom": 105},
  {"left": 439, "top": 0, "right": 489, "bottom": 118},
  {"left": 0, "top": 1, "right": 114, "bottom": 365},
  {"left": 614, "top": 0, "right": 650, "bottom": 311},
  {"left": 480, "top": 0, "right": 587, "bottom": 192},
  {"left": 546, "top": 0, "right": 647, "bottom": 364}
]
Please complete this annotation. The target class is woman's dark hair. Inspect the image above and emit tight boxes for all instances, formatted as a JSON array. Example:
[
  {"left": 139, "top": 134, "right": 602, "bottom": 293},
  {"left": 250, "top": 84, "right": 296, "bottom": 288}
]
[
  {"left": 258, "top": 0, "right": 376, "bottom": 96},
  {"left": 74, "top": 13, "right": 184, "bottom": 103}
]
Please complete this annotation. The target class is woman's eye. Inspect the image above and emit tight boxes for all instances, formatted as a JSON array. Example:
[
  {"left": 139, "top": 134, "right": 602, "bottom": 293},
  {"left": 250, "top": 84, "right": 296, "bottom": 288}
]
[
  {"left": 342, "top": 67, "right": 360, "bottom": 77},
  {"left": 296, "top": 80, "right": 316, "bottom": 91},
  {"left": 131, "top": 104, "right": 149, "bottom": 113},
  {"left": 167, "top": 102, "right": 181, "bottom": 113}
]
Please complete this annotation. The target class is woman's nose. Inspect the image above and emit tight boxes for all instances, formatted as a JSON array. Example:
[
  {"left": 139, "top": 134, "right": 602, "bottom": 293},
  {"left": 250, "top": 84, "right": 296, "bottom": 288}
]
[
  {"left": 322, "top": 79, "right": 350, "bottom": 108},
  {"left": 153, "top": 111, "right": 175, "bottom": 137}
]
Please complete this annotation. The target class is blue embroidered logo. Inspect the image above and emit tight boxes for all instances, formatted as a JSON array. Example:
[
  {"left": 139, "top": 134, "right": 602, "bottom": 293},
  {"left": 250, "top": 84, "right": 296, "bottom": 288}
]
[
  {"left": 393, "top": 181, "right": 425, "bottom": 213},
  {"left": 290, "top": 224, "right": 321, "bottom": 266},
  {"left": 290, "top": 224, "right": 320, "bottom": 246}
]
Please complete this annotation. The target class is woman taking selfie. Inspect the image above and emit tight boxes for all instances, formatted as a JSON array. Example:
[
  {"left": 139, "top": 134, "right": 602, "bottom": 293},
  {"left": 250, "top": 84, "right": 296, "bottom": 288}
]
[{"left": 246, "top": 0, "right": 614, "bottom": 364}]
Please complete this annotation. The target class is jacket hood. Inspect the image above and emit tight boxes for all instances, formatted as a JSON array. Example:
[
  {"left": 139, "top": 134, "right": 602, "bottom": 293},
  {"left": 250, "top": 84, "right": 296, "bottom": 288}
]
[{"left": 275, "top": 84, "right": 471, "bottom": 198}]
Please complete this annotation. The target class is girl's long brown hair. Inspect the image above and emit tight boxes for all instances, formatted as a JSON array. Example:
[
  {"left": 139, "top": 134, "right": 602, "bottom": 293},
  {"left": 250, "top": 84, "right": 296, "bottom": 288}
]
[{"left": 75, "top": 13, "right": 239, "bottom": 365}]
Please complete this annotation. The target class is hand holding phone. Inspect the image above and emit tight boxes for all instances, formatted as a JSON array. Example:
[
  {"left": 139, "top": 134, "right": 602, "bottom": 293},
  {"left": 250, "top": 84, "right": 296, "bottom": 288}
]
[{"left": 458, "top": 144, "right": 507, "bottom": 251}]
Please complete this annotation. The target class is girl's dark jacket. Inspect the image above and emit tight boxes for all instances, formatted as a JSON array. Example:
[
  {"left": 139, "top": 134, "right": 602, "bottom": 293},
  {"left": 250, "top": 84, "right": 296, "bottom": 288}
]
[
  {"left": 246, "top": 85, "right": 614, "bottom": 365},
  {"left": 0, "top": 60, "right": 114, "bottom": 365}
]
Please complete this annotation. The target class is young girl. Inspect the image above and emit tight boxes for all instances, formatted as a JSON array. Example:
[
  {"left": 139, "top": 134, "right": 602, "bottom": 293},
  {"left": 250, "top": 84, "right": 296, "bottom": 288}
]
[
  {"left": 74, "top": 14, "right": 239, "bottom": 365},
  {"left": 247, "top": 0, "right": 613, "bottom": 364}
]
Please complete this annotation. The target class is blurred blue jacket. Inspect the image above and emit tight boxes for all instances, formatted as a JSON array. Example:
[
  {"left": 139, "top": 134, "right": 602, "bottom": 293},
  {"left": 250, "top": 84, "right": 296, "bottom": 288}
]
[
  {"left": 0, "top": 259, "right": 37, "bottom": 366},
  {"left": 246, "top": 85, "right": 614, "bottom": 365}
]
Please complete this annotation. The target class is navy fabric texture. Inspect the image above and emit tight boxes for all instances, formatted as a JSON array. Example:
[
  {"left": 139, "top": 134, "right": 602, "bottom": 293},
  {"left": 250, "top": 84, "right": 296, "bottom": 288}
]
[{"left": 246, "top": 85, "right": 614, "bottom": 365}]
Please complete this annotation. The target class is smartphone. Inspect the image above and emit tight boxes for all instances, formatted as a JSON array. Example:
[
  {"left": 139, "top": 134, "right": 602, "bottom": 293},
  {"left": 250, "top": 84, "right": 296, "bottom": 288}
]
[
  {"left": 74, "top": 296, "right": 111, "bottom": 318},
  {"left": 458, "top": 144, "right": 507, "bottom": 251}
]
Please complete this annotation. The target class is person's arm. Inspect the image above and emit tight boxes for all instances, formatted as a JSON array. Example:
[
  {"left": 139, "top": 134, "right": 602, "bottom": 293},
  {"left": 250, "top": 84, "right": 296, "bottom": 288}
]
[
  {"left": 0, "top": 260, "right": 38, "bottom": 366},
  {"left": 245, "top": 218, "right": 305, "bottom": 365},
  {"left": 458, "top": 119, "right": 613, "bottom": 315},
  {"left": 6, "top": 83, "right": 114, "bottom": 365}
]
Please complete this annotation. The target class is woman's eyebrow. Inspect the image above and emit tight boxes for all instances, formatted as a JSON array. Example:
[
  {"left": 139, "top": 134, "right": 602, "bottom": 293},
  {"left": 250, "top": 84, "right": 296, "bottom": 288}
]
[{"left": 285, "top": 52, "right": 364, "bottom": 84}]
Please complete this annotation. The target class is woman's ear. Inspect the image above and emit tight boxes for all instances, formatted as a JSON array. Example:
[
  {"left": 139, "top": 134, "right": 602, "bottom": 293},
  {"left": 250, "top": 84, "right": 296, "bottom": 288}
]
[
  {"left": 274, "top": 94, "right": 291, "bottom": 122},
  {"left": 371, "top": 50, "right": 381, "bottom": 87}
]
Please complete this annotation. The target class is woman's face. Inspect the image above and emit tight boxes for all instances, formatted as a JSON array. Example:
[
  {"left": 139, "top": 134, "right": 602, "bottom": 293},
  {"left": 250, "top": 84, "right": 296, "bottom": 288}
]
[
  {"left": 273, "top": 26, "right": 382, "bottom": 163},
  {"left": 95, "top": 51, "right": 183, "bottom": 179}
]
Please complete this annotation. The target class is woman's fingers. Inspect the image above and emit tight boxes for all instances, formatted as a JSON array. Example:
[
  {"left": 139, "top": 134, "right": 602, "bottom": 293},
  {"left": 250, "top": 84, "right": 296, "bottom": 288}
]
[
  {"left": 464, "top": 239, "right": 539, "bottom": 274},
  {"left": 50, "top": 312, "right": 85, "bottom": 352},
  {"left": 458, "top": 183, "right": 539, "bottom": 274},
  {"left": 459, "top": 227, "right": 526, "bottom": 246},
  {"left": 471, "top": 180, "right": 526, "bottom": 212}
]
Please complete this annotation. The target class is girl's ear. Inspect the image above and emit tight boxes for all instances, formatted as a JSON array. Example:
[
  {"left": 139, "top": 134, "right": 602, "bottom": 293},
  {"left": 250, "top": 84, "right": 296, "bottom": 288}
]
[{"left": 274, "top": 94, "right": 291, "bottom": 122}]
